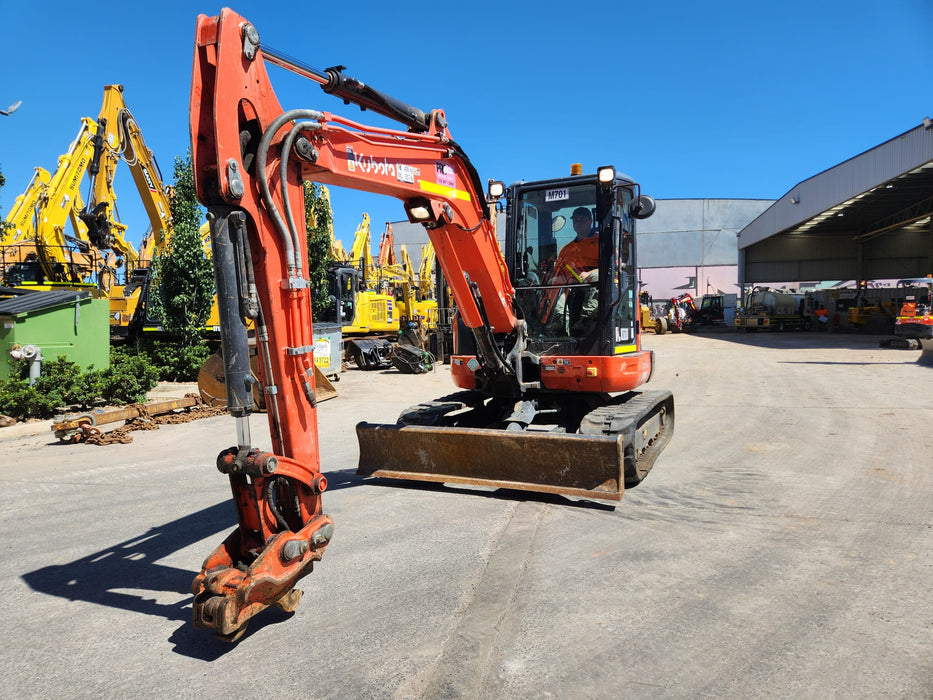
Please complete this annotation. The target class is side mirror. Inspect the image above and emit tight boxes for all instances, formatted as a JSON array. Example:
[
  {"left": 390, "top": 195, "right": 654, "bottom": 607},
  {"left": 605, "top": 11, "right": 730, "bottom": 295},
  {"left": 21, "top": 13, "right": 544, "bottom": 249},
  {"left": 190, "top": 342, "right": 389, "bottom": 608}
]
[{"left": 629, "top": 195, "right": 656, "bottom": 220}]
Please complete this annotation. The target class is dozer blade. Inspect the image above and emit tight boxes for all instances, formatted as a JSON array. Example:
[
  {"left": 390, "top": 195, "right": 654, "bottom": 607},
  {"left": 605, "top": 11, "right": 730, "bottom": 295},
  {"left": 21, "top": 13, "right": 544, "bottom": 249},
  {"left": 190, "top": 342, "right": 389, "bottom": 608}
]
[{"left": 356, "top": 424, "right": 626, "bottom": 501}]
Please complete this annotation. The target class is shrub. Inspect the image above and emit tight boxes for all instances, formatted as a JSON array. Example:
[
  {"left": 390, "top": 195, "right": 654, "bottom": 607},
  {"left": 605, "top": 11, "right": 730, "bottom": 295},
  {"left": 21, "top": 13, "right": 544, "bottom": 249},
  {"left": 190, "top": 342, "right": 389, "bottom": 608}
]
[
  {"left": 0, "top": 349, "right": 161, "bottom": 420},
  {"left": 131, "top": 339, "right": 211, "bottom": 382},
  {"left": 101, "top": 349, "right": 161, "bottom": 404}
]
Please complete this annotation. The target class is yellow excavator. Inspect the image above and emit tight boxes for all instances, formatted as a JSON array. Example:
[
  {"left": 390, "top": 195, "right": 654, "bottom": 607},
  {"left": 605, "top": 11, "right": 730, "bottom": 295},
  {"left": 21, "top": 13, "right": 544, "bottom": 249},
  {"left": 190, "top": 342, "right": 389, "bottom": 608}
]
[
  {"left": 84, "top": 85, "right": 176, "bottom": 340},
  {"left": 2, "top": 167, "right": 52, "bottom": 248},
  {"left": 1, "top": 84, "right": 178, "bottom": 340},
  {"left": 86, "top": 88, "right": 235, "bottom": 343},
  {"left": 324, "top": 215, "right": 442, "bottom": 368},
  {"left": 321, "top": 187, "right": 349, "bottom": 264},
  {"left": 396, "top": 243, "right": 438, "bottom": 331},
  {"left": 328, "top": 213, "right": 398, "bottom": 336},
  {"left": 1, "top": 118, "right": 116, "bottom": 294},
  {"left": 418, "top": 241, "right": 436, "bottom": 303}
]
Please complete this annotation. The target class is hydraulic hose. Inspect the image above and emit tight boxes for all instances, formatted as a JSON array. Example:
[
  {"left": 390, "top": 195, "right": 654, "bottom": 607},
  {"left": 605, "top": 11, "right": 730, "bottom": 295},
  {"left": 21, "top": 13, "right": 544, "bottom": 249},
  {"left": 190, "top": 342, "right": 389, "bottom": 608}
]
[
  {"left": 278, "top": 120, "right": 321, "bottom": 278},
  {"left": 265, "top": 477, "right": 292, "bottom": 532},
  {"left": 255, "top": 110, "right": 323, "bottom": 276}
]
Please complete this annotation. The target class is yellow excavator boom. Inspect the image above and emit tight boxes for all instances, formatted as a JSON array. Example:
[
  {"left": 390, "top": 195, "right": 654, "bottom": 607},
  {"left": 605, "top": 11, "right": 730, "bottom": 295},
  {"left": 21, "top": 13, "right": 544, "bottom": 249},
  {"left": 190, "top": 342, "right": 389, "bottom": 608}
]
[
  {"left": 85, "top": 84, "right": 171, "bottom": 268},
  {"left": 418, "top": 241, "right": 435, "bottom": 300},
  {"left": 2, "top": 167, "right": 51, "bottom": 246},
  {"left": 12, "top": 118, "right": 100, "bottom": 285},
  {"left": 348, "top": 212, "right": 374, "bottom": 287}
]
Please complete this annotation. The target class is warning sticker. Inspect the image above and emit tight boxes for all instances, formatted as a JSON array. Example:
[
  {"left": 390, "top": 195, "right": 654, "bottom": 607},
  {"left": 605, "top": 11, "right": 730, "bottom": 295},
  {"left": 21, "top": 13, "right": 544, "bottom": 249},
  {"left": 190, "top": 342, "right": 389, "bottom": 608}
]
[{"left": 314, "top": 338, "right": 331, "bottom": 369}]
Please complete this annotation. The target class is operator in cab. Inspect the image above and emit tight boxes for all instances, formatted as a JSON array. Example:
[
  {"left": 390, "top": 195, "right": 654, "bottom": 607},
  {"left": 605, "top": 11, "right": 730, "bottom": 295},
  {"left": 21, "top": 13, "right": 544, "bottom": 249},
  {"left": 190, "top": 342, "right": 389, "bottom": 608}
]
[
  {"left": 563, "top": 206, "right": 599, "bottom": 270},
  {"left": 544, "top": 206, "right": 600, "bottom": 336}
]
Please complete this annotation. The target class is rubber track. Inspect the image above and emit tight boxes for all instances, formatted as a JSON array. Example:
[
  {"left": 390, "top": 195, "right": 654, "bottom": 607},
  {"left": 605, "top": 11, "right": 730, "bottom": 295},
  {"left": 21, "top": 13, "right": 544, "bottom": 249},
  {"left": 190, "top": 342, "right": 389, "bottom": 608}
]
[{"left": 578, "top": 390, "right": 675, "bottom": 486}]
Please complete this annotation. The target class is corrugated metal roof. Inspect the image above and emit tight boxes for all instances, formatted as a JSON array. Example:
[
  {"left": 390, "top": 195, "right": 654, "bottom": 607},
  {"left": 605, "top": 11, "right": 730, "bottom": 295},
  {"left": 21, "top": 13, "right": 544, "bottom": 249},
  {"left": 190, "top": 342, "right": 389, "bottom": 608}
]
[
  {"left": 0, "top": 288, "right": 92, "bottom": 317},
  {"left": 738, "top": 120, "right": 933, "bottom": 249}
]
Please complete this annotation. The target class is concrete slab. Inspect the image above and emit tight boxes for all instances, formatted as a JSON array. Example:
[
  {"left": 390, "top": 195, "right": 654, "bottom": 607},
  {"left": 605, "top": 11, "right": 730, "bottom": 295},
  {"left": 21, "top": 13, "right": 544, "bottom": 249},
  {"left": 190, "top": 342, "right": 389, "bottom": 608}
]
[{"left": 0, "top": 333, "right": 930, "bottom": 696}]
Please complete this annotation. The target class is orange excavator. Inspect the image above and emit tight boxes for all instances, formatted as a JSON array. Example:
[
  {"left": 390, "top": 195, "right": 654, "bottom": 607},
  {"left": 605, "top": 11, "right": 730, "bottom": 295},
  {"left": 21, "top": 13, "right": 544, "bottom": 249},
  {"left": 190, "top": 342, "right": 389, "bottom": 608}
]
[
  {"left": 377, "top": 221, "right": 397, "bottom": 266},
  {"left": 189, "top": 8, "right": 674, "bottom": 640}
]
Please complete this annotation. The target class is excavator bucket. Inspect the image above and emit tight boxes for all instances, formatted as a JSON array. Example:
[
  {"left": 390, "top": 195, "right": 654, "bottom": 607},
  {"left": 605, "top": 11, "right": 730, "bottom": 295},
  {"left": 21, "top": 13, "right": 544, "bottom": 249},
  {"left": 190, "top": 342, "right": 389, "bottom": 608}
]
[
  {"left": 357, "top": 425, "right": 628, "bottom": 501},
  {"left": 313, "top": 365, "right": 339, "bottom": 402},
  {"left": 198, "top": 350, "right": 338, "bottom": 409}
]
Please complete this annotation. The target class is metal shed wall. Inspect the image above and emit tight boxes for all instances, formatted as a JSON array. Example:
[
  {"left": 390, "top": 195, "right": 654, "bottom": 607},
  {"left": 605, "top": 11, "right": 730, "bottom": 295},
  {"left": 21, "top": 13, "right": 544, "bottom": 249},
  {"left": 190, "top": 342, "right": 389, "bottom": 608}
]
[
  {"left": 742, "top": 220, "right": 933, "bottom": 283},
  {"left": 638, "top": 199, "right": 773, "bottom": 269},
  {"left": 737, "top": 120, "right": 933, "bottom": 286},
  {"left": 744, "top": 235, "right": 859, "bottom": 281},
  {"left": 387, "top": 201, "right": 772, "bottom": 272}
]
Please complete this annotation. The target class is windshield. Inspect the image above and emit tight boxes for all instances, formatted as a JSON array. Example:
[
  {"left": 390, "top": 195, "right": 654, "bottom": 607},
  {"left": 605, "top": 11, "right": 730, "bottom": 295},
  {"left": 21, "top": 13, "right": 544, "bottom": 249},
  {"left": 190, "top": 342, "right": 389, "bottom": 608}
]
[
  {"left": 509, "top": 180, "right": 638, "bottom": 355},
  {"left": 511, "top": 182, "right": 600, "bottom": 349},
  {"left": 515, "top": 182, "right": 597, "bottom": 289}
]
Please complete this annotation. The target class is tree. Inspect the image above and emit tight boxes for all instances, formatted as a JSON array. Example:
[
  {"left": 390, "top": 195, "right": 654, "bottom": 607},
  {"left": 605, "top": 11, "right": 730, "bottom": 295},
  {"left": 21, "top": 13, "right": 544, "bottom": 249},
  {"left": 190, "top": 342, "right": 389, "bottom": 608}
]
[
  {"left": 150, "top": 152, "right": 214, "bottom": 346},
  {"left": 304, "top": 181, "right": 336, "bottom": 320}
]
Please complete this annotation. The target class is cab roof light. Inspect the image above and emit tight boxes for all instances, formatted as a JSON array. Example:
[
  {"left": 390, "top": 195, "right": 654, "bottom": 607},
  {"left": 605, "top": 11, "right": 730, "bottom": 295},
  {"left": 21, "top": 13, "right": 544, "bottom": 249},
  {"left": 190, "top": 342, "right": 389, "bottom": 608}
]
[{"left": 597, "top": 166, "right": 615, "bottom": 183}]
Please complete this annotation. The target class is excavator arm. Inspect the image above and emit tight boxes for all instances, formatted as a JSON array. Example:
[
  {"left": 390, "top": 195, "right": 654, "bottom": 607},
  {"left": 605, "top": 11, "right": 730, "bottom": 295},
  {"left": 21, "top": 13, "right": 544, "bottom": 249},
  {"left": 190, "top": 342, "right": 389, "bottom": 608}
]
[
  {"left": 327, "top": 203, "right": 350, "bottom": 262},
  {"left": 189, "top": 8, "right": 526, "bottom": 639},
  {"left": 24, "top": 118, "right": 100, "bottom": 285},
  {"left": 2, "top": 167, "right": 51, "bottom": 246},
  {"left": 192, "top": 10, "right": 519, "bottom": 386},
  {"left": 418, "top": 241, "right": 435, "bottom": 300},
  {"left": 378, "top": 222, "right": 397, "bottom": 266},
  {"left": 347, "top": 212, "right": 374, "bottom": 287},
  {"left": 1, "top": 168, "right": 52, "bottom": 281}
]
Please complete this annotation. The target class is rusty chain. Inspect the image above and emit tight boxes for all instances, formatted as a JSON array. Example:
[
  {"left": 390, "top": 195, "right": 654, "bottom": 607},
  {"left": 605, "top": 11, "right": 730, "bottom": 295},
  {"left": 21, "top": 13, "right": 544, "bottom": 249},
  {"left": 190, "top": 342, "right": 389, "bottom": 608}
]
[{"left": 74, "top": 394, "right": 228, "bottom": 446}]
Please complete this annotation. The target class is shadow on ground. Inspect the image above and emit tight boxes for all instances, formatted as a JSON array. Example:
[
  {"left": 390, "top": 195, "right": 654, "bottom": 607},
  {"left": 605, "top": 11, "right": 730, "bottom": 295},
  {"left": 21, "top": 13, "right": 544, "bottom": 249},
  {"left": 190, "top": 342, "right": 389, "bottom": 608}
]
[
  {"left": 18, "top": 501, "right": 301, "bottom": 659},
  {"left": 22, "top": 468, "right": 611, "bottom": 659}
]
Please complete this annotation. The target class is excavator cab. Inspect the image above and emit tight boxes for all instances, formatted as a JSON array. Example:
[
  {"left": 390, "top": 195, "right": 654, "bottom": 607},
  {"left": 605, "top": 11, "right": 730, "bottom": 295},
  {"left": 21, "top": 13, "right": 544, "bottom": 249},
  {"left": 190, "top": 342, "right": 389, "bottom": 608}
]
[
  {"left": 324, "top": 265, "right": 360, "bottom": 326},
  {"left": 359, "top": 167, "right": 672, "bottom": 500},
  {"left": 505, "top": 170, "right": 643, "bottom": 359}
]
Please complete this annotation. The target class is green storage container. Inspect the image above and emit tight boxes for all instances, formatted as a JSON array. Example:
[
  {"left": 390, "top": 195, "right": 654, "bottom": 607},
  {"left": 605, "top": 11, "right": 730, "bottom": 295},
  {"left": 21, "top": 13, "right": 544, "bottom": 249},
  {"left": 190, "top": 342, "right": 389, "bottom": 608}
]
[{"left": 0, "top": 288, "right": 110, "bottom": 380}]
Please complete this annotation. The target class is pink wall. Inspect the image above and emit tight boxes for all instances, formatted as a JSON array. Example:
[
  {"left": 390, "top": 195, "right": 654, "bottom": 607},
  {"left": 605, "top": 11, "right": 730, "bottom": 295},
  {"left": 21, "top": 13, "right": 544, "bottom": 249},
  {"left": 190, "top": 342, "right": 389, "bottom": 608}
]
[{"left": 639, "top": 265, "right": 737, "bottom": 300}]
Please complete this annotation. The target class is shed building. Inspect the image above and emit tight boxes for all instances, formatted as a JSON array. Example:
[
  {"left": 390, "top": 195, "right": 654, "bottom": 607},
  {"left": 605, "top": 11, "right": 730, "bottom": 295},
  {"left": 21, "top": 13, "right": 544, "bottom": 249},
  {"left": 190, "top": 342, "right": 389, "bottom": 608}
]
[
  {"left": 385, "top": 200, "right": 773, "bottom": 301},
  {"left": 737, "top": 119, "right": 933, "bottom": 289}
]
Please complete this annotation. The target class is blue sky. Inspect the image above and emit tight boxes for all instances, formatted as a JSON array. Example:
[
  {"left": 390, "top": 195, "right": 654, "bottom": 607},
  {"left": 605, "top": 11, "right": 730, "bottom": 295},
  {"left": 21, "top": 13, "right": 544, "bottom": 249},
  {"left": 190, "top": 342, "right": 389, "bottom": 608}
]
[{"left": 1, "top": 1, "right": 931, "bottom": 251}]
